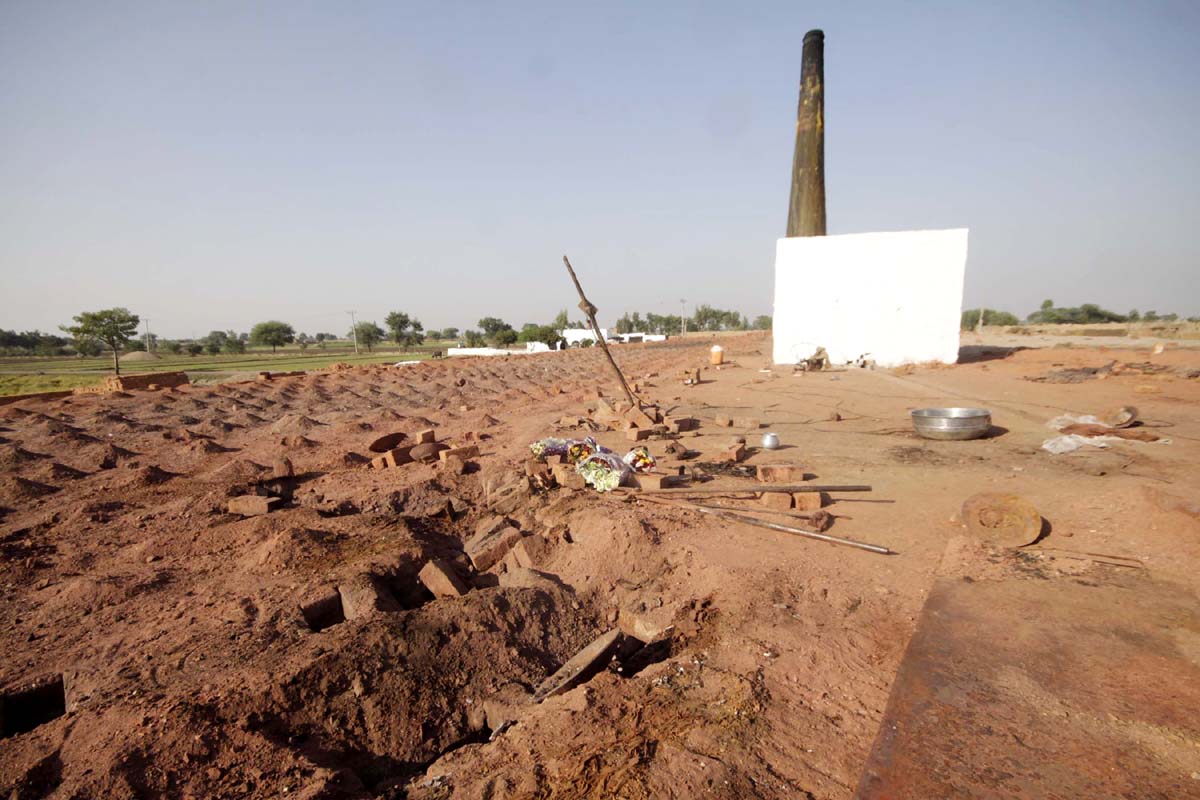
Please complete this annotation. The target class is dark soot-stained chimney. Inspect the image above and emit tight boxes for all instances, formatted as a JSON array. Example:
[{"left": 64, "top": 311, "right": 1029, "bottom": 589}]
[{"left": 787, "top": 29, "right": 826, "bottom": 237}]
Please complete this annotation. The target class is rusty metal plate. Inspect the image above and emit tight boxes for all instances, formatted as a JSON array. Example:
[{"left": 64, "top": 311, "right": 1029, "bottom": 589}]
[
  {"left": 855, "top": 571, "right": 1200, "bottom": 798},
  {"left": 961, "top": 493, "right": 1042, "bottom": 547}
]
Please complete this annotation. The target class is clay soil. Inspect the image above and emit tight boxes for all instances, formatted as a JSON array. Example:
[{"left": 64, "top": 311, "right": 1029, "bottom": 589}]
[{"left": 1, "top": 334, "right": 1198, "bottom": 798}]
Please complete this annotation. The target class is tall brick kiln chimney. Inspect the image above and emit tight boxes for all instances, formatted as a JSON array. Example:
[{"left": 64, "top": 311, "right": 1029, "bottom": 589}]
[{"left": 786, "top": 29, "right": 826, "bottom": 237}]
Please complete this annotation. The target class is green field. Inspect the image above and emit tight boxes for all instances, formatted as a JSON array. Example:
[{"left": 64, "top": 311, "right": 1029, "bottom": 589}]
[{"left": 0, "top": 343, "right": 448, "bottom": 396}]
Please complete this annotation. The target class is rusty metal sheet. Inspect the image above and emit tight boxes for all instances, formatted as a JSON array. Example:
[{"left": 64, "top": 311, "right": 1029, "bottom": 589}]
[{"left": 856, "top": 571, "right": 1200, "bottom": 799}]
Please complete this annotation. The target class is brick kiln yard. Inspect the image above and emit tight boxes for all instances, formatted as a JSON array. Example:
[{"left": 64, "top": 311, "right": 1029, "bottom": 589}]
[{"left": 1, "top": 333, "right": 1199, "bottom": 799}]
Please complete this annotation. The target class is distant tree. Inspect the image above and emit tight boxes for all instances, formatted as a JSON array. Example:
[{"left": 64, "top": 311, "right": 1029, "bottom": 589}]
[
  {"left": 223, "top": 330, "right": 246, "bottom": 355},
  {"left": 238, "top": 332, "right": 249, "bottom": 342},
  {"left": 1161, "top": 313, "right": 1179, "bottom": 322},
  {"left": 691, "top": 305, "right": 745, "bottom": 332},
  {"left": 1143, "top": 310, "right": 1159, "bottom": 321},
  {"left": 752, "top": 315, "right": 773, "bottom": 330},
  {"left": 61, "top": 307, "right": 140, "bottom": 375},
  {"left": 463, "top": 330, "right": 486, "bottom": 347},
  {"left": 350, "top": 321, "right": 385, "bottom": 352},
  {"left": 440, "top": 327, "right": 459, "bottom": 340},
  {"left": 126, "top": 339, "right": 147, "bottom": 352},
  {"left": 477, "top": 317, "right": 512, "bottom": 336},
  {"left": 385, "top": 311, "right": 425, "bottom": 350},
  {"left": 1128, "top": 310, "right": 1141, "bottom": 322},
  {"left": 1041, "top": 299, "right": 1054, "bottom": 310},
  {"left": 250, "top": 321, "right": 295, "bottom": 353},
  {"left": 75, "top": 338, "right": 103, "bottom": 357},
  {"left": 1028, "top": 302, "right": 1126, "bottom": 325},
  {"left": 296, "top": 332, "right": 310, "bottom": 352},
  {"left": 493, "top": 329, "right": 518, "bottom": 347},
  {"left": 186, "top": 342, "right": 203, "bottom": 356},
  {"left": 518, "top": 323, "right": 559, "bottom": 347},
  {"left": 962, "top": 308, "right": 1019, "bottom": 330},
  {"left": 164, "top": 340, "right": 183, "bottom": 354},
  {"left": 202, "top": 330, "right": 228, "bottom": 355}
]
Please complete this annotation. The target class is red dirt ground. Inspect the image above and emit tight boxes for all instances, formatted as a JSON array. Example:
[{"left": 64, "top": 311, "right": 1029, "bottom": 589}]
[{"left": 1, "top": 334, "right": 1198, "bottom": 798}]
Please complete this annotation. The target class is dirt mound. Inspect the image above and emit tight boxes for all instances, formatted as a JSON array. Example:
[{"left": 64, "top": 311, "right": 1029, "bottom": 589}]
[
  {"left": 119, "top": 350, "right": 162, "bottom": 362},
  {"left": 0, "top": 474, "right": 59, "bottom": 500},
  {"left": 269, "top": 414, "right": 325, "bottom": 434},
  {"left": 0, "top": 445, "right": 51, "bottom": 469}
]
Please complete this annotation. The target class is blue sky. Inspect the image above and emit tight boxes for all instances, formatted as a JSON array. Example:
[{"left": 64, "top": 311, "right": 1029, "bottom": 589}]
[{"left": 2, "top": 1, "right": 1197, "bottom": 337}]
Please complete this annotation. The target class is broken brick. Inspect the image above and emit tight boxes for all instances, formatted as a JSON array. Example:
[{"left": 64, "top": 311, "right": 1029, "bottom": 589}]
[
  {"left": 756, "top": 464, "right": 807, "bottom": 483},
  {"left": 418, "top": 559, "right": 470, "bottom": 598},
  {"left": 337, "top": 575, "right": 401, "bottom": 619},
  {"left": 714, "top": 416, "right": 733, "bottom": 427},
  {"left": 734, "top": 417, "right": 761, "bottom": 429},
  {"left": 719, "top": 443, "right": 746, "bottom": 463},
  {"left": 466, "top": 520, "right": 524, "bottom": 571},
  {"left": 626, "top": 428, "right": 651, "bottom": 442},
  {"left": 441, "top": 454, "right": 467, "bottom": 475},
  {"left": 416, "top": 428, "right": 437, "bottom": 444},
  {"left": 440, "top": 444, "right": 480, "bottom": 461},
  {"left": 227, "top": 496, "right": 281, "bottom": 516}
]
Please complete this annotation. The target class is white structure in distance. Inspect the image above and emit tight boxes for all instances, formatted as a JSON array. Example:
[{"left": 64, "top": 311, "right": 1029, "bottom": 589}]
[{"left": 772, "top": 229, "right": 968, "bottom": 368}]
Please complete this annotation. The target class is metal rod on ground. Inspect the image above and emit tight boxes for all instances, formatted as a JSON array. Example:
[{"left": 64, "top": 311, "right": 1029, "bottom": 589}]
[
  {"left": 692, "top": 504, "right": 893, "bottom": 555},
  {"left": 636, "top": 484, "right": 872, "bottom": 495},
  {"left": 633, "top": 493, "right": 892, "bottom": 555},
  {"left": 689, "top": 500, "right": 832, "bottom": 521},
  {"left": 562, "top": 255, "right": 640, "bottom": 408}
]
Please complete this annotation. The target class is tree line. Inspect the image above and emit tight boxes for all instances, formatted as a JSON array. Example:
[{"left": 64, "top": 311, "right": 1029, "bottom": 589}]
[
  {"left": 962, "top": 300, "right": 1199, "bottom": 330},
  {"left": 614, "top": 306, "right": 771, "bottom": 335}
]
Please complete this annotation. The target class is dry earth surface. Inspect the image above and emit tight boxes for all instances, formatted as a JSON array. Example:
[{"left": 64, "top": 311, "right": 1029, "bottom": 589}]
[{"left": 1, "top": 333, "right": 1198, "bottom": 798}]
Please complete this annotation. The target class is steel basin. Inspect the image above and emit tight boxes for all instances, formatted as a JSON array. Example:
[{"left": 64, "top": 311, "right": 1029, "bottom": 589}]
[{"left": 911, "top": 407, "right": 992, "bottom": 440}]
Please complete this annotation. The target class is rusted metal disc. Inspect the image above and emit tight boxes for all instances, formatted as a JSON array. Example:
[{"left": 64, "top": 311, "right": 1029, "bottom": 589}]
[
  {"left": 961, "top": 493, "right": 1042, "bottom": 547},
  {"left": 1100, "top": 406, "right": 1139, "bottom": 428},
  {"left": 368, "top": 432, "right": 407, "bottom": 453}
]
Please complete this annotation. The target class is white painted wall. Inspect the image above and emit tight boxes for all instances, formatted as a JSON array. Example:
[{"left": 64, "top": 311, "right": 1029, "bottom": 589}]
[
  {"left": 560, "top": 328, "right": 607, "bottom": 346},
  {"left": 772, "top": 229, "right": 968, "bottom": 367}
]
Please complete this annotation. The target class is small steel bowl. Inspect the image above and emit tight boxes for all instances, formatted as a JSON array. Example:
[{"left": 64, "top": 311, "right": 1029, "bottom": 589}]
[
  {"left": 761, "top": 432, "right": 781, "bottom": 450},
  {"left": 911, "top": 407, "right": 992, "bottom": 441}
]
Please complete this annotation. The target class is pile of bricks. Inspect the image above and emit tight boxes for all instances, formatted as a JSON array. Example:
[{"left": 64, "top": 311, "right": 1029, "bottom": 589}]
[
  {"left": 73, "top": 371, "right": 190, "bottom": 394},
  {"left": 368, "top": 428, "right": 479, "bottom": 474},
  {"left": 755, "top": 463, "right": 825, "bottom": 511}
]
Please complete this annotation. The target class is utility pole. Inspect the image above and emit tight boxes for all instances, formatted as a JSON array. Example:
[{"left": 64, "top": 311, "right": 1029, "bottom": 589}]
[
  {"left": 143, "top": 318, "right": 152, "bottom": 352},
  {"left": 680, "top": 299, "right": 687, "bottom": 336},
  {"left": 347, "top": 310, "right": 359, "bottom": 354}
]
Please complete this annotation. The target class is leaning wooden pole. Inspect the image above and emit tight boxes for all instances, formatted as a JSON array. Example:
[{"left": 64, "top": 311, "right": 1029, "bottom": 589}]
[
  {"left": 562, "top": 255, "right": 640, "bottom": 408},
  {"left": 786, "top": 29, "right": 826, "bottom": 237}
]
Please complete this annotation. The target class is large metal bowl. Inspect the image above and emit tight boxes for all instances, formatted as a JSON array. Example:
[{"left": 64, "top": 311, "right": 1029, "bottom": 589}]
[{"left": 911, "top": 407, "right": 992, "bottom": 440}]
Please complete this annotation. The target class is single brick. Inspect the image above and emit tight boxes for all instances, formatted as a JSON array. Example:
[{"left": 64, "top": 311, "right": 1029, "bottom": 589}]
[
  {"left": 734, "top": 417, "right": 762, "bottom": 429},
  {"left": 385, "top": 446, "right": 414, "bottom": 467},
  {"left": 719, "top": 443, "right": 746, "bottom": 463},
  {"left": 633, "top": 473, "right": 672, "bottom": 490},
  {"left": 418, "top": 559, "right": 470, "bottom": 598},
  {"left": 370, "top": 454, "right": 390, "bottom": 470},
  {"left": 626, "top": 427, "right": 651, "bottom": 442},
  {"left": 227, "top": 495, "right": 281, "bottom": 516},
  {"left": 793, "top": 492, "right": 826, "bottom": 511},
  {"left": 759, "top": 491, "right": 794, "bottom": 511},
  {"left": 756, "top": 464, "right": 807, "bottom": 483},
  {"left": 714, "top": 416, "right": 733, "bottom": 427},
  {"left": 416, "top": 428, "right": 437, "bottom": 444}
]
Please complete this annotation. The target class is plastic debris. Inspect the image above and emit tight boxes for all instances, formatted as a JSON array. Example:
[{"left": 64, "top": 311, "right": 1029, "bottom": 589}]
[
  {"left": 1041, "top": 434, "right": 1115, "bottom": 455},
  {"left": 577, "top": 453, "right": 630, "bottom": 492}
]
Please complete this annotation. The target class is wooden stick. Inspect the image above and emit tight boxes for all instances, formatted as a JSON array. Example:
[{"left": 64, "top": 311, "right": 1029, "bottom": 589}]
[{"left": 562, "top": 255, "right": 639, "bottom": 408}]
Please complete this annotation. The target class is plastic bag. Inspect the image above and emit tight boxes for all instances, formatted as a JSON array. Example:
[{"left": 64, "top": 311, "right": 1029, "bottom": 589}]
[
  {"left": 1041, "top": 434, "right": 1115, "bottom": 455},
  {"left": 529, "top": 438, "right": 570, "bottom": 459},
  {"left": 622, "top": 446, "right": 656, "bottom": 473},
  {"left": 577, "top": 452, "right": 630, "bottom": 492}
]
